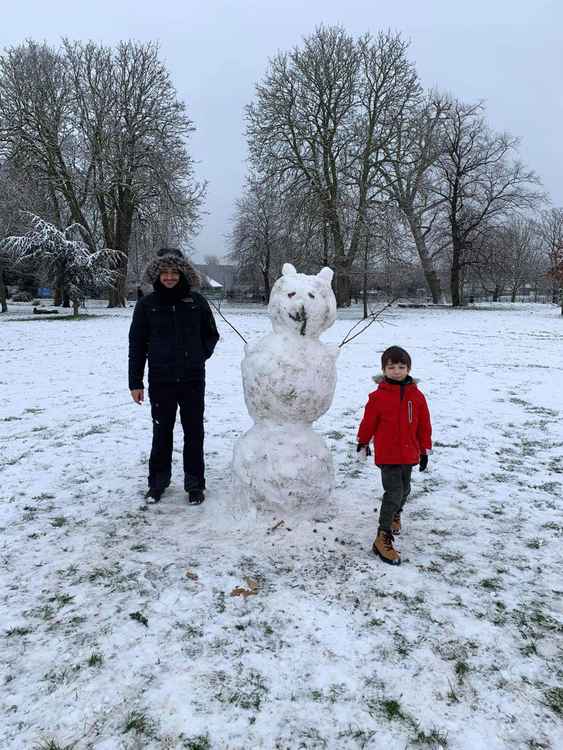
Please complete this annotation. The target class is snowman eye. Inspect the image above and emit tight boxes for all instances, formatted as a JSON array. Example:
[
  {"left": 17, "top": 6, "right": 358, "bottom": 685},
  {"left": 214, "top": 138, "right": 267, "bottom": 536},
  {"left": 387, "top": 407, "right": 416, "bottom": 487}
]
[
  {"left": 308, "top": 293, "right": 315, "bottom": 299},
  {"left": 288, "top": 292, "right": 296, "bottom": 298}
]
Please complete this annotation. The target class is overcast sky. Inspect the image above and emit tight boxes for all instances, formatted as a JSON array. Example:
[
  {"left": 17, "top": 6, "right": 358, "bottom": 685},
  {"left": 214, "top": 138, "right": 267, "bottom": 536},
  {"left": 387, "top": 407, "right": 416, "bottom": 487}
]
[{"left": 3, "top": 0, "right": 562, "bottom": 260}]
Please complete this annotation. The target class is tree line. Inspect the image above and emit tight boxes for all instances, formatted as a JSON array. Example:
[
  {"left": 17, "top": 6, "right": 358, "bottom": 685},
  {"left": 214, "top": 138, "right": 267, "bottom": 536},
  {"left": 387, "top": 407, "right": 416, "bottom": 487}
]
[
  {"left": 0, "top": 39, "right": 204, "bottom": 311},
  {"left": 231, "top": 26, "right": 563, "bottom": 311}
]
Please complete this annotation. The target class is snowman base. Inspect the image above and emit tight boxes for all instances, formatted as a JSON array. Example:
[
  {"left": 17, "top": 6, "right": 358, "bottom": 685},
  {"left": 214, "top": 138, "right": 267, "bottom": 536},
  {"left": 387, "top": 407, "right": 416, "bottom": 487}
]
[{"left": 232, "top": 423, "right": 334, "bottom": 517}]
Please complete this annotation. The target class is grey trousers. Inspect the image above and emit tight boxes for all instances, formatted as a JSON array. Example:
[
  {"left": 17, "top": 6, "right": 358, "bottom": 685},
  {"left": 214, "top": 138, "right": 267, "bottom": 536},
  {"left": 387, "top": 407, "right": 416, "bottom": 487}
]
[{"left": 378, "top": 464, "right": 413, "bottom": 531}]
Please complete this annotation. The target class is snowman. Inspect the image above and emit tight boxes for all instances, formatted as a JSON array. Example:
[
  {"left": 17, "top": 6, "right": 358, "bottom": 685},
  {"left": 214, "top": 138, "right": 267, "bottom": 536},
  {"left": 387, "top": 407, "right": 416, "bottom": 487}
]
[{"left": 232, "top": 263, "right": 338, "bottom": 516}]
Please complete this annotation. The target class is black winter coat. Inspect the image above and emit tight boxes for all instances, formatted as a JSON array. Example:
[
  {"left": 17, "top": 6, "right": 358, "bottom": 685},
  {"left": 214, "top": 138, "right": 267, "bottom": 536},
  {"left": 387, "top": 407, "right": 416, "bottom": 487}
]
[{"left": 128, "top": 290, "right": 219, "bottom": 390}]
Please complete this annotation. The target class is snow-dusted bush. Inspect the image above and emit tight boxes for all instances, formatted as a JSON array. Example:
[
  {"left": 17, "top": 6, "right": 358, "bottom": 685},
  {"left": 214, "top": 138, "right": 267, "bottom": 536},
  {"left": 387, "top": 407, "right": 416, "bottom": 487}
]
[{"left": 1, "top": 214, "right": 123, "bottom": 315}]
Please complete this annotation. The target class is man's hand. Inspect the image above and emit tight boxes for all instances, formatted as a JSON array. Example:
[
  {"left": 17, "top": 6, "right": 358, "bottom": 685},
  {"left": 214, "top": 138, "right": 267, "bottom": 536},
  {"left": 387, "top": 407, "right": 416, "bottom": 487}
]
[
  {"left": 130, "top": 388, "right": 144, "bottom": 404},
  {"left": 419, "top": 454, "right": 428, "bottom": 472},
  {"left": 356, "top": 443, "right": 372, "bottom": 457}
]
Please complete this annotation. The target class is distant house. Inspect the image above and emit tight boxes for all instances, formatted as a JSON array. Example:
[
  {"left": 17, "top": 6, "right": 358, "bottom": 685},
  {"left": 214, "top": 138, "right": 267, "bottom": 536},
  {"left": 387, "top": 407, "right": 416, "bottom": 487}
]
[
  {"left": 195, "top": 263, "right": 235, "bottom": 293},
  {"left": 197, "top": 270, "right": 224, "bottom": 300}
]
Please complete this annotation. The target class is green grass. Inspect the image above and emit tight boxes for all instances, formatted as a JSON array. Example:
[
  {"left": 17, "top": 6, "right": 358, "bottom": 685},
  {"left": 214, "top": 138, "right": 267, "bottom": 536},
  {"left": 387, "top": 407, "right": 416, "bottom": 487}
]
[
  {"left": 123, "top": 710, "right": 152, "bottom": 735},
  {"left": 545, "top": 687, "right": 563, "bottom": 716},
  {"left": 87, "top": 652, "right": 103, "bottom": 667}
]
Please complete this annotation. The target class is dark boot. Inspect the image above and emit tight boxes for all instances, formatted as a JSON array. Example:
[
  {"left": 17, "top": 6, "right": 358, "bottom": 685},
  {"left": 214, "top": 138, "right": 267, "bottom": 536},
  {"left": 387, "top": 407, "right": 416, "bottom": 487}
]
[
  {"left": 188, "top": 489, "right": 205, "bottom": 505},
  {"left": 145, "top": 487, "right": 164, "bottom": 504}
]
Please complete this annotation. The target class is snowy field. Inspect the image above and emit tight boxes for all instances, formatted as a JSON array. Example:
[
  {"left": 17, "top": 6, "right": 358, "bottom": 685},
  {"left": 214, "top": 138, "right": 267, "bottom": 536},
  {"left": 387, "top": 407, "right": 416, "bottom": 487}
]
[{"left": 1, "top": 301, "right": 562, "bottom": 750}]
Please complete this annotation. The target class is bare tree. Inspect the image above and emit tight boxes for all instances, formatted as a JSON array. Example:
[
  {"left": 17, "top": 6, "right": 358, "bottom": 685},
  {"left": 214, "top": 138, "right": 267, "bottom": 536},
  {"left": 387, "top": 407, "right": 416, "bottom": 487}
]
[
  {"left": 435, "top": 100, "right": 544, "bottom": 306},
  {"left": 501, "top": 218, "right": 542, "bottom": 302},
  {"left": 229, "top": 176, "right": 285, "bottom": 300},
  {"left": 0, "top": 40, "right": 205, "bottom": 307},
  {"left": 246, "top": 26, "right": 420, "bottom": 305},
  {"left": 381, "top": 93, "right": 450, "bottom": 303},
  {"left": 537, "top": 208, "right": 563, "bottom": 309}
]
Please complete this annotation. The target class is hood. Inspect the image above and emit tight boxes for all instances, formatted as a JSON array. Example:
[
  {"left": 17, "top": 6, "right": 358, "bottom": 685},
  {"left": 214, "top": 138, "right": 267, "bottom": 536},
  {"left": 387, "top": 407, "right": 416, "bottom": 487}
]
[{"left": 143, "top": 252, "right": 201, "bottom": 289}]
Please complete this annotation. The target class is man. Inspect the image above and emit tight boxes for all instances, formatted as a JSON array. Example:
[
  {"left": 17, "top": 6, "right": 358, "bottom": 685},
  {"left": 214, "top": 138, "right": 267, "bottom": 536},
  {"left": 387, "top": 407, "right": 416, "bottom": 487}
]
[{"left": 128, "top": 248, "right": 219, "bottom": 505}]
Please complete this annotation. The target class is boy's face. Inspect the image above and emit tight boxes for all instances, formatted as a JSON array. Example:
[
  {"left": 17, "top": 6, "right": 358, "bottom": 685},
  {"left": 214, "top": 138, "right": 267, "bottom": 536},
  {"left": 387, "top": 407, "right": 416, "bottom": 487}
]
[
  {"left": 383, "top": 360, "right": 410, "bottom": 381},
  {"left": 159, "top": 267, "right": 180, "bottom": 288}
]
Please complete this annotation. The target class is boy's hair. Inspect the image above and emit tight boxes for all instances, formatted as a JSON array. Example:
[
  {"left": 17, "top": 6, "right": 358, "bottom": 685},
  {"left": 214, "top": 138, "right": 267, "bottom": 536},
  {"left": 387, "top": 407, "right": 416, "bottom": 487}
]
[{"left": 381, "top": 346, "right": 411, "bottom": 370}]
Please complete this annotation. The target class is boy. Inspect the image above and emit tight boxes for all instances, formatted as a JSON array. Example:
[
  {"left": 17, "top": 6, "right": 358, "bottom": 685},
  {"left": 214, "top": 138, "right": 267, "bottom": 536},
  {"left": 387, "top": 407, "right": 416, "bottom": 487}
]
[
  {"left": 128, "top": 248, "right": 219, "bottom": 505},
  {"left": 357, "top": 346, "right": 432, "bottom": 565}
]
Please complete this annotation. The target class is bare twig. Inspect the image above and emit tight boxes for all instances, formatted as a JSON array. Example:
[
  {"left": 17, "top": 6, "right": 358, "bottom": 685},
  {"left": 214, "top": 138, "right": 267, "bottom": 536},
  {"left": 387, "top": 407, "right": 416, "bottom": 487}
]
[
  {"left": 338, "top": 299, "right": 396, "bottom": 348},
  {"left": 207, "top": 299, "right": 248, "bottom": 344}
]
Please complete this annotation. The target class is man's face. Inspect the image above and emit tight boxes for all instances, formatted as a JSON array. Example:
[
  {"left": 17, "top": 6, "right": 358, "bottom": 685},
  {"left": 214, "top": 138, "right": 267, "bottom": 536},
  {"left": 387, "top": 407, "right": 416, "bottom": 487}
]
[
  {"left": 383, "top": 361, "right": 410, "bottom": 381},
  {"left": 159, "top": 267, "right": 180, "bottom": 288}
]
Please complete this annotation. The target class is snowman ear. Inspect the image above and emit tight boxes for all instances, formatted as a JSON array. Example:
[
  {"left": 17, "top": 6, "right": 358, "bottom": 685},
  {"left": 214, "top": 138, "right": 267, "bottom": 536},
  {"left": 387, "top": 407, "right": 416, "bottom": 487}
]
[
  {"left": 317, "top": 267, "right": 334, "bottom": 285},
  {"left": 282, "top": 263, "right": 297, "bottom": 276}
]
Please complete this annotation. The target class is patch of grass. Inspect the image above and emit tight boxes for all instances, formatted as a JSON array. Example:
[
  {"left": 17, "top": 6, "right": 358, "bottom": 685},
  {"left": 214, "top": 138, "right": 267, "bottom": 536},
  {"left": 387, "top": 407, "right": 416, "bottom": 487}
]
[
  {"left": 74, "top": 424, "right": 110, "bottom": 439},
  {"left": 50, "top": 516, "right": 68, "bottom": 528},
  {"left": 326, "top": 430, "right": 345, "bottom": 440},
  {"left": 455, "top": 660, "right": 470, "bottom": 684},
  {"left": 479, "top": 577, "right": 503, "bottom": 591},
  {"left": 33, "top": 740, "right": 74, "bottom": 750},
  {"left": 520, "top": 641, "right": 538, "bottom": 657},
  {"left": 129, "top": 611, "right": 148, "bottom": 627},
  {"left": 544, "top": 687, "right": 563, "bottom": 716},
  {"left": 531, "top": 481, "right": 561, "bottom": 495},
  {"left": 412, "top": 726, "right": 449, "bottom": 747},
  {"left": 123, "top": 710, "right": 152, "bottom": 735},
  {"left": 446, "top": 681, "right": 460, "bottom": 704},
  {"left": 5, "top": 626, "right": 32, "bottom": 637},
  {"left": 182, "top": 736, "right": 211, "bottom": 750},
  {"left": 181, "top": 623, "right": 203, "bottom": 639},
  {"left": 87, "top": 652, "right": 103, "bottom": 667},
  {"left": 48, "top": 593, "right": 74, "bottom": 608},
  {"left": 379, "top": 698, "right": 406, "bottom": 721},
  {"left": 130, "top": 543, "right": 148, "bottom": 552},
  {"left": 541, "top": 521, "right": 562, "bottom": 532},
  {"left": 86, "top": 565, "right": 118, "bottom": 582},
  {"left": 337, "top": 725, "right": 376, "bottom": 748}
]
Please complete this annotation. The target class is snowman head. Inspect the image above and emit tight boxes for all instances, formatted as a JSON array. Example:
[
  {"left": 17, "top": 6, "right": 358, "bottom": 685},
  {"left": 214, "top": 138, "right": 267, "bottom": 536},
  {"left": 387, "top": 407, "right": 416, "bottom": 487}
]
[{"left": 268, "top": 263, "right": 336, "bottom": 338}]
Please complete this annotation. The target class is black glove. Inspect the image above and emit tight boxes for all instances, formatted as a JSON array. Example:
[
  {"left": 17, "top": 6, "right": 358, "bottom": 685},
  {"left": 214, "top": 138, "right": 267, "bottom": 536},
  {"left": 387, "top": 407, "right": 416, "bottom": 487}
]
[
  {"left": 357, "top": 443, "right": 372, "bottom": 456},
  {"left": 419, "top": 454, "right": 428, "bottom": 472}
]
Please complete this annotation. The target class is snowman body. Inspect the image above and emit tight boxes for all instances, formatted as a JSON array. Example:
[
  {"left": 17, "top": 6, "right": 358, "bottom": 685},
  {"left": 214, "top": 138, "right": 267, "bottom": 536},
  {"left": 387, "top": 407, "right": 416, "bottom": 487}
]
[{"left": 232, "top": 264, "right": 338, "bottom": 516}]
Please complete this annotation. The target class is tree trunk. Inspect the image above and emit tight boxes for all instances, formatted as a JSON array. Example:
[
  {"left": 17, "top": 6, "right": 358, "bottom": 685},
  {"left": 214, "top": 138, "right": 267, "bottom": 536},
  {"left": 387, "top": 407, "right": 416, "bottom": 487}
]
[
  {"left": 107, "top": 202, "right": 133, "bottom": 308},
  {"left": 493, "top": 284, "right": 500, "bottom": 303},
  {"left": 335, "top": 262, "right": 352, "bottom": 307},
  {"left": 72, "top": 299, "right": 80, "bottom": 317},
  {"left": 450, "top": 236, "right": 463, "bottom": 308},
  {"left": 362, "top": 237, "right": 368, "bottom": 319},
  {"left": 53, "top": 286, "right": 62, "bottom": 306},
  {"left": 406, "top": 215, "right": 444, "bottom": 304},
  {"left": 62, "top": 292, "right": 70, "bottom": 308},
  {"left": 0, "top": 267, "right": 7, "bottom": 313},
  {"left": 262, "top": 269, "right": 271, "bottom": 303}
]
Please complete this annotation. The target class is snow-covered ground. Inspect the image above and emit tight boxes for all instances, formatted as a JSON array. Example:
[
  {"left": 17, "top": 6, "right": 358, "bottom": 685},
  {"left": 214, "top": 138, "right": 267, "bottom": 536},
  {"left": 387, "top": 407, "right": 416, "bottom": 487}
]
[{"left": 1, "top": 301, "right": 562, "bottom": 750}]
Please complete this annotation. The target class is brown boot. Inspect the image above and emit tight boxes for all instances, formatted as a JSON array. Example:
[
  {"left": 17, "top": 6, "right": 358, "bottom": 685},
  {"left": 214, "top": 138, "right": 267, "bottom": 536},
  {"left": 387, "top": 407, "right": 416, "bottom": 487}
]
[
  {"left": 391, "top": 513, "right": 401, "bottom": 536},
  {"left": 372, "top": 529, "right": 401, "bottom": 565}
]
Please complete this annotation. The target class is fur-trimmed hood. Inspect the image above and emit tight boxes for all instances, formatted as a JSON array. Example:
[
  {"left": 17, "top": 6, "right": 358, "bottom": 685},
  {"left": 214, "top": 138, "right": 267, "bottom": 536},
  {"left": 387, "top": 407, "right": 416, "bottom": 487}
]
[
  {"left": 373, "top": 374, "right": 419, "bottom": 384},
  {"left": 143, "top": 252, "right": 201, "bottom": 288}
]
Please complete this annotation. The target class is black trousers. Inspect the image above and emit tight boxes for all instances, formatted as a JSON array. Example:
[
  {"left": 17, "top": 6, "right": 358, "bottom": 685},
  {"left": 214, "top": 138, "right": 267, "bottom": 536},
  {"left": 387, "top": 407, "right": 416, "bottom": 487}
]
[
  {"left": 148, "top": 378, "right": 205, "bottom": 492},
  {"left": 378, "top": 464, "right": 413, "bottom": 532}
]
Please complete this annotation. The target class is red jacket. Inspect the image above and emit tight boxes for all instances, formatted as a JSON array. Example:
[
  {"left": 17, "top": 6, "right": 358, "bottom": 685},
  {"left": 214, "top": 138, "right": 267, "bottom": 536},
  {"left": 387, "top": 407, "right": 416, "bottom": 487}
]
[{"left": 357, "top": 377, "right": 432, "bottom": 465}]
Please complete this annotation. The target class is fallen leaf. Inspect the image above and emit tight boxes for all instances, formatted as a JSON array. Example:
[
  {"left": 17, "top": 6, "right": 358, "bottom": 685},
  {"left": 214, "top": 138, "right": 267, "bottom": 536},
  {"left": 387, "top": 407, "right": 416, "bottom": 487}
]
[
  {"left": 230, "top": 578, "right": 259, "bottom": 598},
  {"left": 185, "top": 570, "right": 199, "bottom": 580}
]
